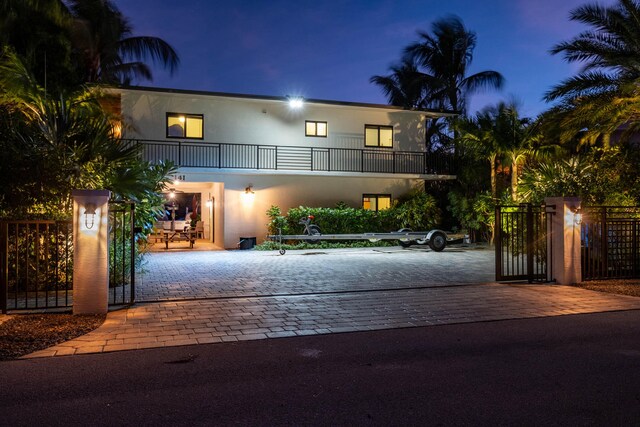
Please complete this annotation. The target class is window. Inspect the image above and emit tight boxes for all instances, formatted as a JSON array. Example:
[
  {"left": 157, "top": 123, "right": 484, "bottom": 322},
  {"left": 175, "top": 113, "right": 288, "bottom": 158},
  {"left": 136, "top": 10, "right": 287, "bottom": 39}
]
[
  {"left": 166, "top": 113, "right": 204, "bottom": 139},
  {"left": 305, "top": 120, "right": 327, "bottom": 137},
  {"left": 365, "top": 125, "right": 393, "bottom": 148},
  {"left": 363, "top": 194, "right": 392, "bottom": 212}
]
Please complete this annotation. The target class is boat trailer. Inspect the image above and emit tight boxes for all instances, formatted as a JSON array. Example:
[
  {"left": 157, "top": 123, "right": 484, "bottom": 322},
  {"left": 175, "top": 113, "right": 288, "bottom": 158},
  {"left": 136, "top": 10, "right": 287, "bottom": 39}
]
[{"left": 268, "top": 228, "right": 456, "bottom": 255}]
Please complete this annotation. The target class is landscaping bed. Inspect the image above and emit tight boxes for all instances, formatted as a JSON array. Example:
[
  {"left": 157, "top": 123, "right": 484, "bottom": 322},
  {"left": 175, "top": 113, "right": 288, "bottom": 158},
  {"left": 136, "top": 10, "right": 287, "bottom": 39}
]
[
  {"left": 572, "top": 279, "right": 640, "bottom": 298},
  {"left": 0, "top": 313, "right": 105, "bottom": 361}
]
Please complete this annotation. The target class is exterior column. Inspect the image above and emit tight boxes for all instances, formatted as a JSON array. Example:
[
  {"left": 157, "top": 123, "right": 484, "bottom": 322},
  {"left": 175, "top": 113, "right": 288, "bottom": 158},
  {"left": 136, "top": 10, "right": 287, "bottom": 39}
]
[
  {"left": 545, "top": 197, "right": 582, "bottom": 285},
  {"left": 72, "top": 190, "right": 111, "bottom": 314}
]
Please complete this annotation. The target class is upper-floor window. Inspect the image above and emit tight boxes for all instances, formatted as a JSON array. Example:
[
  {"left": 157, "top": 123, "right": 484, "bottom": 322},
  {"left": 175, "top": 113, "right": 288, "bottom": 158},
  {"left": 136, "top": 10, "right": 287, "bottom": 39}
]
[
  {"left": 364, "top": 125, "right": 393, "bottom": 148},
  {"left": 363, "top": 194, "right": 392, "bottom": 211},
  {"left": 305, "top": 120, "right": 327, "bottom": 137},
  {"left": 166, "top": 113, "right": 204, "bottom": 139}
]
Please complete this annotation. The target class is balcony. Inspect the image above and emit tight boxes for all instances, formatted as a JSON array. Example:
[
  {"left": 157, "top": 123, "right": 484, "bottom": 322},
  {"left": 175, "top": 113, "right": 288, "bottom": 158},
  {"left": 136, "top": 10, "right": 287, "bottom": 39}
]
[{"left": 125, "top": 139, "right": 456, "bottom": 176}]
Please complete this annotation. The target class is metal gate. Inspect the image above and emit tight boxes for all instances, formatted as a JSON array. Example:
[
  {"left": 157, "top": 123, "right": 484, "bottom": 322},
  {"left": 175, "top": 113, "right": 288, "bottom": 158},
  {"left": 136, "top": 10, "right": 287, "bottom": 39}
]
[
  {"left": 108, "top": 201, "right": 136, "bottom": 306},
  {"left": 495, "top": 204, "right": 551, "bottom": 282},
  {"left": 581, "top": 206, "right": 640, "bottom": 280}
]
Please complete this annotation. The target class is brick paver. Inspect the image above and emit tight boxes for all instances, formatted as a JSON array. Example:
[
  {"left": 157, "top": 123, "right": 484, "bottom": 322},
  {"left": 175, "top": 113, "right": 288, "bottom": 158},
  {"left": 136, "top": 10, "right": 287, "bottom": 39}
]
[
  {"left": 136, "top": 246, "right": 495, "bottom": 301},
  {"left": 22, "top": 247, "right": 640, "bottom": 358},
  {"left": 26, "top": 282, "right": 640, "bottom": 358}
]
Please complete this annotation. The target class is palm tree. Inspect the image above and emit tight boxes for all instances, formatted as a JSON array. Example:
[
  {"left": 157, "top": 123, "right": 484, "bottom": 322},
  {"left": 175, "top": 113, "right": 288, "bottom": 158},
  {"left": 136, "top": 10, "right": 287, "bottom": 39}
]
[
  {"left": 404, "top": 16, "right": 504, "bottom": 114},
  {"left": 455, "top": 102, "right": 541, "bottom": 201},
  {"left": 0, "top": 0, "right": 78, "bottom": 93},
  {"left": 545, "top": 0, "right": 640, "bottom": 144},
  {"left": 67, "top": 0, "right": 179, "bottom": 84}
]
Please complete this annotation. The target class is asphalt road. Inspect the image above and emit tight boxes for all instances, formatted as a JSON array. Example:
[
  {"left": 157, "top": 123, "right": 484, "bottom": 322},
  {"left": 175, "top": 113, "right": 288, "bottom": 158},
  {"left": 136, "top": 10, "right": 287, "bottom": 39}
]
[{"left": 3, "top": 310, "right": 640, "bottom": 426}]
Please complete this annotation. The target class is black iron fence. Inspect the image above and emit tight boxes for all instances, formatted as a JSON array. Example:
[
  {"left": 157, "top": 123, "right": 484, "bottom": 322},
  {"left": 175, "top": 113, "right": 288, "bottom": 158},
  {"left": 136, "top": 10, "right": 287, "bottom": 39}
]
[
  {"left": 581, "top": 206, "right": 640, "bottom": 280},
  {"left": 108, "top": 201, "right": 136, "bottom": 306},
  {"left": 1, "top": 202, "right": 137, "bottom": 313},
  {"left": 124, "top": 139, "right": 457, "bottom": 176},
  {"left": 495, "top": 204, "right": 552, "bottom": 282},
  {"left": 1, "top": 220, "right": 73, "bottom": 313}
]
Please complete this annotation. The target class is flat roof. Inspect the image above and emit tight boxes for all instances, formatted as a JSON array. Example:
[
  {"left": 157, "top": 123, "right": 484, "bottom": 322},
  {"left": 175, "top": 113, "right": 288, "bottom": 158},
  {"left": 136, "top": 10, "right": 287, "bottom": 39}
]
[{"left": 115, "top": 85, "right": 458, "bottom": 117}]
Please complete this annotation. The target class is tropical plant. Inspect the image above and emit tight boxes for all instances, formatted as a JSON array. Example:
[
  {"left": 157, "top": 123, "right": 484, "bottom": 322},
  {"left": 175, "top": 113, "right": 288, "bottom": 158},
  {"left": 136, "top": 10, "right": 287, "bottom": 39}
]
[
  {"left": 67, "top": 0, "right": 180, "bottom": 84},
  {"left": 392, "top": 189, "right": 441, "bottom": 230},
  {"left": 404, "top": 15, "right": 504, "bottom": 115},
  {"left": 0, "top": 48, "right": 175, "bottom": 225},
  {"left": 455, "top": 102, "right": 543, "bottom": 201},
  {"left": 0, "top": 0, "right": 180, "bottom": 90},
  {"left": 371, "top": 16, "right": 503, "bottom": 153},
  {"left": 517, "top": 148, "right": 638, "bottom": 205},
  {"left": 545, "top": 0, "right": 640, "bottom": 145}
]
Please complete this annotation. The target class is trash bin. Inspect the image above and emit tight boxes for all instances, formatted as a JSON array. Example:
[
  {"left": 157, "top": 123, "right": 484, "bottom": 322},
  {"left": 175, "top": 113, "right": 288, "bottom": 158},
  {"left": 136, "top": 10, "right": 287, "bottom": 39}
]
[{"left": 239, "top": 237, "right": 256, "bottom": 250}]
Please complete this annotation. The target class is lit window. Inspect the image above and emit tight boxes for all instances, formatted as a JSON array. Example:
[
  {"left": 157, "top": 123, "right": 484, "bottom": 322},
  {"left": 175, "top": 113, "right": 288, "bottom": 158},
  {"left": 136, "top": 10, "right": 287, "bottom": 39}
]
[
  {"left": 305, "top": 120, "right": 328, "bottom": 137},
  {"left": 363, "top": 194, "right": 392, "bottom": 211},
  {"left": 365, "top": 125, "right": 393, "bottom": 148},
  {"left": 166, "top": 113, "right": 204, "bottom": 139}
]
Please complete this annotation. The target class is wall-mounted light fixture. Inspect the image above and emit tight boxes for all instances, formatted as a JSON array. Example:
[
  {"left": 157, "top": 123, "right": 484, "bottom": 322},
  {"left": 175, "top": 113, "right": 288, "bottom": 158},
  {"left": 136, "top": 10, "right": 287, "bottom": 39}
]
[
  {"left": 570, "top": 206, "right": 582, "bottom": 226},
  {"left": 245, "top": 185, "right": 255, "bottom": 194},
  {"left": 287, "top": 96, "right": 304, "bottom": 109},
  {"left": 84, "top": 203, "right": 97, "bottom": 229}
]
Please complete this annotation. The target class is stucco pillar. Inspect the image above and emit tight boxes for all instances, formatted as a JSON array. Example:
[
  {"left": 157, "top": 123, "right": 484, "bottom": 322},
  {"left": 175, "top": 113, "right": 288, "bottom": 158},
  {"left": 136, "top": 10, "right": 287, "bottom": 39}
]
[
  {"left": 72, "top": 190, "right": 110, "bottom": 314},
  {"left": 545, "top": 197, "right": 582, "bottom": 285}
]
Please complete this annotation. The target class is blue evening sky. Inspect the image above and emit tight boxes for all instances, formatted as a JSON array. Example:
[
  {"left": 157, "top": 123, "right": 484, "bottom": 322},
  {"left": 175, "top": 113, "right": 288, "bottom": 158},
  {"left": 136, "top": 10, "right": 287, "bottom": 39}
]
[{"left": 113, "top": 0, "right": 615, "bottom": 118}]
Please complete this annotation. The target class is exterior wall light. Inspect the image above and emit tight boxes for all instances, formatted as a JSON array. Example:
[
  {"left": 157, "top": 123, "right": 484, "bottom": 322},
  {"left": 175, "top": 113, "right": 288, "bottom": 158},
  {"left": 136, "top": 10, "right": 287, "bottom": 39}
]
[
  {"left": 84, "top": 203, "right": 97, "bottom": 229},
  {"left": 245, "top": 185, "right": 255, "bottom": 194},
  {"left": 288, "top": 97, "right": 304, "bottom": 109},
  {"left": 571, "top": 206, "right": 582, "bottom": 225}
]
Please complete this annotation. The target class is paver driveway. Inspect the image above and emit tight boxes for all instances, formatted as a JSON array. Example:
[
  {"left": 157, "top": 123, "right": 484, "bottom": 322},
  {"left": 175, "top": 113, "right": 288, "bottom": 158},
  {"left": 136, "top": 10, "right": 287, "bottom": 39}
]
[
  {"left": 136, "top": 246, "right": 495, "bottom": 301},
  {"left": 25, "top": 246, "right": 640, "bottom": 357}
]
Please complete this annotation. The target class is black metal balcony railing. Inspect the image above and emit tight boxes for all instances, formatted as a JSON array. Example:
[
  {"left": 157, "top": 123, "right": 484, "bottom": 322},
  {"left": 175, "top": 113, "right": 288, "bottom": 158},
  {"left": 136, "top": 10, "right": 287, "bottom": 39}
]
[{"left": 124, "top": 139, "right": 456, "bottom": 176}]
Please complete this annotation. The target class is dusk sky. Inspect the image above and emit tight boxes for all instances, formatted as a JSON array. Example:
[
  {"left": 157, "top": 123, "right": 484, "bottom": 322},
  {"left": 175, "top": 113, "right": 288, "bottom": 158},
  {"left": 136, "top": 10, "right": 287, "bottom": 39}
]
[{"left": 112, "top": 0, "right": 616, "bottom": 118}]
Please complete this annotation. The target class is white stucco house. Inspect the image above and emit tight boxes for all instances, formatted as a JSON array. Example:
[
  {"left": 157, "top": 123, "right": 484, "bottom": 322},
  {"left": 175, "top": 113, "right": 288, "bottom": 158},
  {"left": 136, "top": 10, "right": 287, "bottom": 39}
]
[{"left": 115, "top": 86, "right": 456, "bottom": 248}]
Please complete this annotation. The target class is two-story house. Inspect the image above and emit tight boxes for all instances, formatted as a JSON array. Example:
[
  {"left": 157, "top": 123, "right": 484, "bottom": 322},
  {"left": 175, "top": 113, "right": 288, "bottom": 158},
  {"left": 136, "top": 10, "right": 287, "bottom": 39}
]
[{"left": 116, "top": 86, "right": 456, "bottom": 248}]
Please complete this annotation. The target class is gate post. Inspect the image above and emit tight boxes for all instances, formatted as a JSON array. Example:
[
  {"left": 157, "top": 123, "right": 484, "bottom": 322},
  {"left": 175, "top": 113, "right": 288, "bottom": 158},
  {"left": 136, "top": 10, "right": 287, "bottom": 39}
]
[
  {"left": 545, "top": 197, "right": 582, "bottom": 285},
  {"left": 72, "top": 190, "right": 111, "bottom": 314}
]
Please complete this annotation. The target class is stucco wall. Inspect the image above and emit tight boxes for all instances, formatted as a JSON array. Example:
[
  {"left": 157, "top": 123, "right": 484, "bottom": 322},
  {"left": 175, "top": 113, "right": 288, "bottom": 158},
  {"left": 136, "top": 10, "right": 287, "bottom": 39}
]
[
  {"left": 119, "top": 89, "right": 426, "bottom": 151},
  {"left": 180, "top": 171, "right": 421, "bottom": 248}
]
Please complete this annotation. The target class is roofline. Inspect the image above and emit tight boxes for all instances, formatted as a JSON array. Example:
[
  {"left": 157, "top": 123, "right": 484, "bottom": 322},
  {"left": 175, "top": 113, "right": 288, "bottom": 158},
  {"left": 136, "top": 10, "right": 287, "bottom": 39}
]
[{"left": 113, "top": 85, "right": 458, "bottom": 117}]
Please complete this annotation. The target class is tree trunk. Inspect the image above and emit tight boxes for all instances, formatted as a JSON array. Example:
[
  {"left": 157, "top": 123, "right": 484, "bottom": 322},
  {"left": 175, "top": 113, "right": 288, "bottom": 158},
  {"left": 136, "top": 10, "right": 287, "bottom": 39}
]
[
  {"left": 490, "top": 154, "right": 497, "bottom": 200},
  {"left": 511, "top": 156, "right": 518, "bottom": 202}
]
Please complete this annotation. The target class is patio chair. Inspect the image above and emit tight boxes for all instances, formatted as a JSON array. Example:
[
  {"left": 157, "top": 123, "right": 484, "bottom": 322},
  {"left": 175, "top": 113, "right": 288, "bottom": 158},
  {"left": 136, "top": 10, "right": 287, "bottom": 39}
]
[{"left": 152, "top": 222, "right": 165, "bottom": 243}]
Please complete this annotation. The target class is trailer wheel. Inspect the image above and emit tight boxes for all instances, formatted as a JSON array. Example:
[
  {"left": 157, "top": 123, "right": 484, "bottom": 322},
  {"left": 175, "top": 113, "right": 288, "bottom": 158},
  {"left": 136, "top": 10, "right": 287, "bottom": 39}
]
[
  {"left": 398, "top": 228, "right": 413, "bottom": 248},
  {"left": 428, "top": 231, "right": 447, "bottom": 252},
  {"left": 279, "top": 249, "right": 286, "bottom": 255},
  {"left": 304, "top": 225, "right": 322, "bottom": 244}
]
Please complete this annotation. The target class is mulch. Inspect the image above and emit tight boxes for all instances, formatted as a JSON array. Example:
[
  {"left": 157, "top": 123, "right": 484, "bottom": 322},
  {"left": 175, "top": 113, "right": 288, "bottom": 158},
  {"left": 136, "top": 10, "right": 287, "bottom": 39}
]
[
  {"left": 572, "top": 279, "right": 640, "bottom": 298},
  {"left": 0, "top": 314, "right": 105, "bottom": 361}
]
